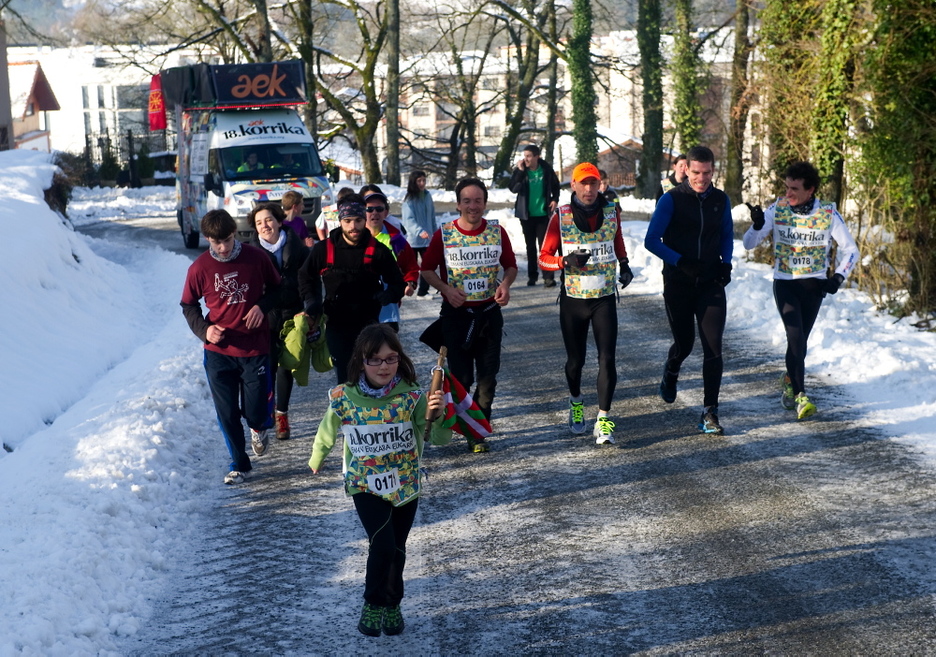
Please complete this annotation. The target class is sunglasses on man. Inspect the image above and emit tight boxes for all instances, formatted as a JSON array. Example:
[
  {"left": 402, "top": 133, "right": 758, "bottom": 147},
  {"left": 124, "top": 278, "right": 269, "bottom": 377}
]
[{"left": 365, "top": 206, "right": 387, "bottom": 213}]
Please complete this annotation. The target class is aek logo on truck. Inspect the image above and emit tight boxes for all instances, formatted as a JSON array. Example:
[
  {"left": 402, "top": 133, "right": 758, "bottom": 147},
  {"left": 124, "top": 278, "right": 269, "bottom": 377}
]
[
  {"left": 222, "top": 121, "right": 308, "bottom": 140},
  {"left": 230, "top": 63, "right": 288, "bottom": 99}
]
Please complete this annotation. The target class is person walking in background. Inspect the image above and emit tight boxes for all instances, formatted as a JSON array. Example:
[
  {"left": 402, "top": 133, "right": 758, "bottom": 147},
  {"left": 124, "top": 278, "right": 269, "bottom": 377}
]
[
  {"left": 359, "top": 183, "right": 403, "bottom": 232},
  {"left": 280, "top": 190, "right": 315, "bottom": 247},
  {"left": 317, "top": 186, "right": 355, "bottom": 241},
  {"left": 299, "top": 194, "right": 405, "bottom": 385},
  {"left": 645, "top": 146, "right": 734, "bottom": 435},
  {"left": 509, "top": 144, "right": 561, "bottom": 287},
  {"left": 180, "top": 210, "right": 281, "bottom": 484},
  {"left": 248, "top": 202, "right": 310, "bottom": 441},
  {"left": 400, "top": 170, "right": 437, "bottom": 298},
  {"left": 420, "top": 177, "right": 518, "bottom": 452},
  {"left": 538, "top": 163, "right": 634, "bottom": 445},
  {"left": 363, "top": 190, "right": 420, "bottom": 331},
  {"left": 656, "top": 153, "right": 687, "bottom": 201},
  {"left": 742, "top": 161, "right": 859, "bottom": 420}
]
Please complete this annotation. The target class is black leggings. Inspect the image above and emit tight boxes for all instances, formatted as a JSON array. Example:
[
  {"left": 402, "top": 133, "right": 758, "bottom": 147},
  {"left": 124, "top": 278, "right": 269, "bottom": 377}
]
[
  {"left": 274, "top": 366, "right": 294, "bottom": 413},
  {"left": 353, "top": 493, "right": 419, "bottom": 607},
  {"left": 521, "top": 216, "right": 554, "bottom": 282},
  {"left": 662, "top": 281, "right": 726, "bottom": 408},
  {"left": 773, "top": 278, "right": 824, "bottom": 396},
  {"left": 559, "top": 294, "right": 618, "bottom": 410}
]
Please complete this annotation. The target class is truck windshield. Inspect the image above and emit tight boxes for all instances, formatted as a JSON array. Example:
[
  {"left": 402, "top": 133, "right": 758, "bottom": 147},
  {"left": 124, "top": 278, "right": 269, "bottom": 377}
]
[{"left": 219, "top": 144, "right": 326, "bottom": 181}]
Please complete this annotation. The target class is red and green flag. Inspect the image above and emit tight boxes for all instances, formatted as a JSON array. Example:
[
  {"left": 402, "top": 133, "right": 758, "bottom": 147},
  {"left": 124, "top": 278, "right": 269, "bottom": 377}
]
[{"left": 440, "top": 369, "right": 491, "bottom": 441}]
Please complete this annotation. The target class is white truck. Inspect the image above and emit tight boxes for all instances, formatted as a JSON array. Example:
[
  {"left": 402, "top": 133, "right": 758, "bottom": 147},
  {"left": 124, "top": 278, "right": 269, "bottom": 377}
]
[{"left": 160, "top": 60, "right": 332, "bottom": 247}]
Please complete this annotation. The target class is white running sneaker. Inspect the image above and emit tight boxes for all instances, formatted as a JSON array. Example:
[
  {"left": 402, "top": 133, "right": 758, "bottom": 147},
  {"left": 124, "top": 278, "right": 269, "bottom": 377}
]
[
  {"left": 224, "top": 470, "right": 248, "bottom": 485},
  {"left": 251, "top": 428, "right": 269, "bottom": 457},
  {"left": 593, "top": 417, "right": 615, "bottom": 445}
]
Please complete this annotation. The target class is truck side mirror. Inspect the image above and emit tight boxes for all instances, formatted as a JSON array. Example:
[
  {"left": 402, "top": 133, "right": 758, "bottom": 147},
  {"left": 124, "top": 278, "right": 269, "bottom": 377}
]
[{"left": 203, "top": 173, "right": 220, "bottom": 195}]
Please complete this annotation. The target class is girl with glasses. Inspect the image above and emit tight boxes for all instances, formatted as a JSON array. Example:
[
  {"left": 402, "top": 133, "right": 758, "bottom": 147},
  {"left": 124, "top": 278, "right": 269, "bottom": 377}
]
[{"left": 308, "top": 323, "right": 451, "bottom": 637}]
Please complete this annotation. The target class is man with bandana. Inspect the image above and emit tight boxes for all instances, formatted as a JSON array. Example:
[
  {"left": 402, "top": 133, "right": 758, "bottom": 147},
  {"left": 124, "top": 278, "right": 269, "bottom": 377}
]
[
  {"left": 181, "top": 209, "right": 282, "bottom": 485},
  {"left": 742, "top": 161, "right": 858, "bottom": 420},
  {"left": 298, "top": 193, "right": 406, "bottom": 385}
]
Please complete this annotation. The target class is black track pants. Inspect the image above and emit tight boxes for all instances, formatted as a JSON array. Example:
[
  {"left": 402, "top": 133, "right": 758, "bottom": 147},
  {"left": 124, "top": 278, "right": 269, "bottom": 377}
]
[
  {"left": 559, "top": 294, "right": 618, "bottom": 410},
  {"left": 353, "top": 493, "right": 419, "bottom": 607},
  {"left": 662, "top": 281, "right": 726, "bottom": 408},
  {"left": 773, "top": 278, "right": 825, "bottom": 396}
]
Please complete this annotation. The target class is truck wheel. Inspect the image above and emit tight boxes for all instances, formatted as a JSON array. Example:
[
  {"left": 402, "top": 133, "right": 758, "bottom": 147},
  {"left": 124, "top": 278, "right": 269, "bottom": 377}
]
[
  {"left": 184, "top": 229, "right": 201, "bottom": 249},
  {"left": 179, "top": 209, "right": 200, "bottom": 249}
]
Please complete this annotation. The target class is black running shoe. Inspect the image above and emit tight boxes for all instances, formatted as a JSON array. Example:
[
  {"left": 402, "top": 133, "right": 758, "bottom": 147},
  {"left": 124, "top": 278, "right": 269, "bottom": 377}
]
[
  {"left": 659, "top": 368, "right": 678, "bottom": 404},
  {"left": 698, "top": 405, "right": 724, "bottom": 435}
]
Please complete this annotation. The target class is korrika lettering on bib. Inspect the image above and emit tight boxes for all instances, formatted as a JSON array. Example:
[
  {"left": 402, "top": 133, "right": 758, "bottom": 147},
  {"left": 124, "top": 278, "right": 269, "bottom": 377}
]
[
  {"left": 341, "top": 421, "right": 416, "bottom": 458},
  {"left": 773, "top": 199, "right": 834, "bottom": 277}
]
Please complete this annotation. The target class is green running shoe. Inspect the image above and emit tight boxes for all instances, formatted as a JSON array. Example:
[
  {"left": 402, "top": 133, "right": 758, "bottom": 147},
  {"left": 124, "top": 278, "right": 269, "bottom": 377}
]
[
  {"left": 357, "top": 602, "right": 383, "bottom": 637},
  {"left": 568, "top": 398, "right": 587, "bottom": 435},
  {"left": 383, "top": 604, "right": 405, "bottom": 636},
  {"left": 779, "top": 373, "right": 796, "bottom": 410},
  {"left": 795, "top": 394, "right": 817, "bottom": 420}
]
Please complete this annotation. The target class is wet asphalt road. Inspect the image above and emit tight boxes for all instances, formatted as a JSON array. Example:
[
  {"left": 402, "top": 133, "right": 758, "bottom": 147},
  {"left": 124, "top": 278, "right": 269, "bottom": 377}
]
[{"left": 109, "top": 271, "right": 936, "bottom": 656}]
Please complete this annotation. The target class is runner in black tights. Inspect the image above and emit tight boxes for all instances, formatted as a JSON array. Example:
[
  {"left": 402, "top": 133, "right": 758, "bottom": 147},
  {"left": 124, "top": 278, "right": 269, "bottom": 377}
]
[
  {"left": 644, "top": 146, "right": 734, "bottom": 435},
  {"left": 743, "top": 161, "right": 858, "bottom": 419},
  {"left": 538, "top": 162, "right": 633, "bottom": 445}
]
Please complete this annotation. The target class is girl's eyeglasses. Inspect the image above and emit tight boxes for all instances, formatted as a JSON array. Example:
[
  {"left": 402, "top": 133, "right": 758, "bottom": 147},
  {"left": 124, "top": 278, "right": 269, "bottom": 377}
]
[{"left": 364, "top": 355, "right": 400, "bottom": 366}]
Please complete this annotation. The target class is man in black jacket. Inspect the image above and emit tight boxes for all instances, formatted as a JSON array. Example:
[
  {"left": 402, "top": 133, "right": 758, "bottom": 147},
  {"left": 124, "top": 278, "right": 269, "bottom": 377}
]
[
  {"left": 644, "top": 146, "right": 734, "bottom": 435},
  {"left": 508, "top": 144, "right": 561, "bottom": 287},
  {"left": 298, "top": 194, "right": 405, "bottom": 384}
]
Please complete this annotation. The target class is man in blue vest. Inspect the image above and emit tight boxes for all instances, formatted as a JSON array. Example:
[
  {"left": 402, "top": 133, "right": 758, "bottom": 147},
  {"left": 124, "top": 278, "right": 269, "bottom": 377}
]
[{"left": 645, "top": 146, "right": 734, "bottom": 435}]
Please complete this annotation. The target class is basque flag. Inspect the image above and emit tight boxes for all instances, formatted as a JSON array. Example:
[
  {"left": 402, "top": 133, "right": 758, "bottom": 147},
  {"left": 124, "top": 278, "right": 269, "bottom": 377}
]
[{"left": 440, "top": 369, "right": 491, "bottom": 441}]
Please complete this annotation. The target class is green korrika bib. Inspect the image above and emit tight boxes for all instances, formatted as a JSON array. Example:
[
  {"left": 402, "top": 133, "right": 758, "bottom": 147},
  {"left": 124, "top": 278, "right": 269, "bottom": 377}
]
[
  {"left": 773, "top": 198, "right": 836, "bottom": 277},
  {"left": 330, "top": 384, "right": 422, "bottom": 506},
  {"left": 442, "top": 221, "right": 503, "bottom": 303},
  {"left": 559, "top": 202, "right": 618, "bottom": 299}
]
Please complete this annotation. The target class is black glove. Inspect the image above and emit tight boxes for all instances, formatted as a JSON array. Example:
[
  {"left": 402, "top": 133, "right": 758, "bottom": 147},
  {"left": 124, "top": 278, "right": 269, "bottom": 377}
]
[
  {"left": 716, "top": 262, "right": 733, "bottom": 286},
  {"left": 823, "top": 273, "right": 844, "bottom": 295},
  {"left": 746, "top": 202, "right": 765, "bottom": 230},
  {"left": 677, "top": 256, "right": 703, "bottom": 278},
  {"left": 562, "top": 249, "right": 591, "bottom": 270},
  {"left": 618, "top": 259, "right": 634, "bottom": 289},
  {"left": 375, "top": 289, "right": 396, "bottom": 306}
]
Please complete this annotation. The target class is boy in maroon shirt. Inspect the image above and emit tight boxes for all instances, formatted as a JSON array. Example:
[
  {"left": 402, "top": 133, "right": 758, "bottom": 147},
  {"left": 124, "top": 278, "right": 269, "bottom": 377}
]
[{"left": 181, "top": 210, "right": 282, "bottom": 484}]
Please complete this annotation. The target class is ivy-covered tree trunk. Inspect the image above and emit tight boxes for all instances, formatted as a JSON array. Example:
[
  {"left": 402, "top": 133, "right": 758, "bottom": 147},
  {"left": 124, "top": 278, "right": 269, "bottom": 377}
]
[
  {"left": 385, "top": 0, "right": 401, "bottom": 186},
  {"left": 568, "top": 0, "right": 598, "bottom": 164},
  {"left": 672, "top": 0, "right": 703, "bottom": 152},
  {"left": 724, "top": 0, "right": 751, "bottom": 205},
  {"left": 636, "top": 0, "right": 664, "bottom": 199},
  {"left": 810, "top": 0, "right": 858, "bottom": 205},
  {"left": 542, "top": 0, "right": 559, "bottom": 168},
  {"left": 861, "top": 0, "right": 936, "bottom": 313},
  {"left": 758, "top": 0, "right": 822, "bottom": 184}
]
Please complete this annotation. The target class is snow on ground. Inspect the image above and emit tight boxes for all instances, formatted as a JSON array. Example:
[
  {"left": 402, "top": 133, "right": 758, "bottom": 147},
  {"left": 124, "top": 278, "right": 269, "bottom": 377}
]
[{"left": 1, "top": 153, "right": 935, "bottom": 654}]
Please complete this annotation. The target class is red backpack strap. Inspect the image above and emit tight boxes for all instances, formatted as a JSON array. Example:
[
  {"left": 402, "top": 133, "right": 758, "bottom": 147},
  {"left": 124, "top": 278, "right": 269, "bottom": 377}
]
[
  {"left": 363, "top": 241, "right": 376, "bottom": 268},
  {"left": 320, "top": 238, "right": 335, "bottom": 276}
]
